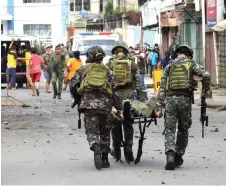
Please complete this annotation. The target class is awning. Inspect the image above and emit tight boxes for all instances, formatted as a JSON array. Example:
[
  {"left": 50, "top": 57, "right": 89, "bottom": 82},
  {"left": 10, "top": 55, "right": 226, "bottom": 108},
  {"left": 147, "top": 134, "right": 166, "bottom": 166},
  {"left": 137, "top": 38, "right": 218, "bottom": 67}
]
[
  {"left": 161, "top": 12, "right": 180, "bottom": 27},
  {"left": 142, "top": 23, "right": 159, "bottom": 30},
  {"left": 211, "top": 19, "right": 226, "bottom": 32},
  {"left": 1, "top": 13, "right": 13, "bottom": 21}
]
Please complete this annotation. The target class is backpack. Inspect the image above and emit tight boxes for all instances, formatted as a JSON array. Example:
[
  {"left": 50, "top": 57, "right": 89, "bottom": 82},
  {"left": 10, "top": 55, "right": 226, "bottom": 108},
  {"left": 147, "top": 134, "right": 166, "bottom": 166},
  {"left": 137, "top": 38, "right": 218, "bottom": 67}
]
[
  {"left": 78, "top": 63, "right": 112, "bottom": 96},
  {"left": 110, "top": 58, "right": 132, "bottom": 87},
  {"left": 168, "top": 58, "right": 194, "bottom": 90}
]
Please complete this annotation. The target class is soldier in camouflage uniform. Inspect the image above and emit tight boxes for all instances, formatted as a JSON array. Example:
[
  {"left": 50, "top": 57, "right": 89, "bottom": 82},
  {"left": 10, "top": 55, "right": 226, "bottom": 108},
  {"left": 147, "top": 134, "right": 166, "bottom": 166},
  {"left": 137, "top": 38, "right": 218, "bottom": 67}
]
[
  {"left": 155, "top": 45, "right": 210, "bottom": 170},
  {"left": 61, "top": 44, "right": 71, "bottom": 91},
  {"left": 42, "top": 46, "right": 53, "bottom": 93},
  {"left": 71, "top": 46, "right": 120, "bottom": 170},
  {"left": 51, "top": 45, "right": 67, "bottom": 99},
  {"left": 106, "top": 41, "right": 142, "bottom": 163}
]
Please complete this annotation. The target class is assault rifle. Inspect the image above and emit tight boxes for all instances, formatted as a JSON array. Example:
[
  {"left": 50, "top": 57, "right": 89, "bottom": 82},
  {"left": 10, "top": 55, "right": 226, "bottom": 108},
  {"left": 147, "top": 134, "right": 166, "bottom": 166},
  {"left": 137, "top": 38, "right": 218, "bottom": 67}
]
[
  {"left": 200, "top": 77, "right": 209, "bottom": 138},
  {"left": 70, "top": 79, "right": 82, "bottom": 129}
]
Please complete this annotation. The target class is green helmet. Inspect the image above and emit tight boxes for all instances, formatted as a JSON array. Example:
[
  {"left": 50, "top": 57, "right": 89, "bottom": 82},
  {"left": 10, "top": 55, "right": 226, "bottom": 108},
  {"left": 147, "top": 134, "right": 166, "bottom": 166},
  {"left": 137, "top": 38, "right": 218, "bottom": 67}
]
[
  {"left": 86, "top": 46, "right": 105, "bottom": 62},
  {"left": 175, "top": 45, "right": 193, "bottom": 57},
  {"left": 111, "top": 40, "right": 128, "bottom": 55}
]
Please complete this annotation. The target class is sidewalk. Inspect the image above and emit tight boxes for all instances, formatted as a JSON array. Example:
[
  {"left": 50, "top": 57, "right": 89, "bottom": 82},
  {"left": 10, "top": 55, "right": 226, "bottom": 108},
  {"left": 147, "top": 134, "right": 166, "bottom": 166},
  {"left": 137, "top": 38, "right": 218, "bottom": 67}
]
[{"left": 144, "top": 74, "right": 226, "bottom": 110}]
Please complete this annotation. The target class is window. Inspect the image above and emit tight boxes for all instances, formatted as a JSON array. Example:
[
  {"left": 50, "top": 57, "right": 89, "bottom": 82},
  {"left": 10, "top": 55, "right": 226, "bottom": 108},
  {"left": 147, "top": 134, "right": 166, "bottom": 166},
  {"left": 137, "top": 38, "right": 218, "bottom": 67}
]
[
  {"left": 70, "top": 0, "right": 90, "bottom": 11},
  {"left": 23, "top": 0, "right": 51, "bottom": 3},
  {"left": 100, "top": 0, "right": 103, "bottom": 12},
  {"left": 77, "top": 39, "right": 116, "bottom": 55},
  {"left": 23, "top": 24, "right": 51, "bottom": 36}
]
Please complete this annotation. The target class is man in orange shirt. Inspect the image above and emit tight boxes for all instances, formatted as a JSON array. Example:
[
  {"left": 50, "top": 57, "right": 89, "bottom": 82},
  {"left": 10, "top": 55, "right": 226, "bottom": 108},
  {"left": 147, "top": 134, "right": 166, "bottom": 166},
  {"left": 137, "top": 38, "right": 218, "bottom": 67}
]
[{"left": 63, "top": 51, "right": 83, "bottom": 90}]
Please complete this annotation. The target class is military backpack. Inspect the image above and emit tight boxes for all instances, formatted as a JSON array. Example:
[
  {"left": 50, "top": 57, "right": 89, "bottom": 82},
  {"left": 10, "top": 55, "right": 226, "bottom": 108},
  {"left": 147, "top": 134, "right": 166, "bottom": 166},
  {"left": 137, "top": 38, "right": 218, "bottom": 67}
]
[
  {"left": 110, "top": 58, "right": 132, "bottom": 87},
  {"left": 78, "top": 63, "right": 112, "bottom": 96},
  {"left": 168, "top": 58, "right": 194, "bottom": 90}
]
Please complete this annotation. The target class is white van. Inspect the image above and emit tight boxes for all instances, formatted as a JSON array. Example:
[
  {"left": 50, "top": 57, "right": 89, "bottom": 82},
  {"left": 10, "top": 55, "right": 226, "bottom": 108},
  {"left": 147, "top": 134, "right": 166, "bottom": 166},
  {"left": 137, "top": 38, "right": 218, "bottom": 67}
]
[{"left": 70, "top": 32, "right": 120, "bottom": 65}]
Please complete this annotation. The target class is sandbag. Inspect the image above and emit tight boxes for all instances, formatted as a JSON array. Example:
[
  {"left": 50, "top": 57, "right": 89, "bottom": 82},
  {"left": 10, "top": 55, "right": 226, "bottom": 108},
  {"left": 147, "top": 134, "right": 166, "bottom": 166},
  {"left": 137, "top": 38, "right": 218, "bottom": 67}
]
[{"left": 123, "top": 97, "right": 157, "bottom": 118}]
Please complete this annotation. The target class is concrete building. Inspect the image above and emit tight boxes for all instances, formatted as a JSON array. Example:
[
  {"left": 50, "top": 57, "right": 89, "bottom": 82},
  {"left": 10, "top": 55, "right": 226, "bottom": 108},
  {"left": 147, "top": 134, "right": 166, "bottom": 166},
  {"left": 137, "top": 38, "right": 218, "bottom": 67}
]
[
  {"left": 1, "top": 0, "right": 12, "bottom": 35},
  {"left": 206, "top": 0, "right": 226, "bottom": 87},
  {"left": 1, "top": 0, "right": 70, "bottom": 46}
]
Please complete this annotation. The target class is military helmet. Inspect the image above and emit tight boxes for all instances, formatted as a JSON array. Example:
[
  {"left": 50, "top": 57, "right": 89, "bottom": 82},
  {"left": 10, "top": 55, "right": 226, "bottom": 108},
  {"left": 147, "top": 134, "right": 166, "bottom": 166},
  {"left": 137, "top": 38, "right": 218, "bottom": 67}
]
[
  {"left": 111, "top": 40, "right": 128, "bottom": 55},
  {"left": 86, "top": 46, "right": 105, "bottom": 62},
  {"left": 175, "top": 45, "right": 193, "bottom": 57}
]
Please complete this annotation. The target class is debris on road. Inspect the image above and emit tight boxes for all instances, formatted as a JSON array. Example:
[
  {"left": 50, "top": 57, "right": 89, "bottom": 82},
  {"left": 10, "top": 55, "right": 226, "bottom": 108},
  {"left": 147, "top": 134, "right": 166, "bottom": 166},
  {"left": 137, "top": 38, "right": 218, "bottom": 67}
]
[{"left": 210, "top": 128, "right": 219, "bottom": 132}]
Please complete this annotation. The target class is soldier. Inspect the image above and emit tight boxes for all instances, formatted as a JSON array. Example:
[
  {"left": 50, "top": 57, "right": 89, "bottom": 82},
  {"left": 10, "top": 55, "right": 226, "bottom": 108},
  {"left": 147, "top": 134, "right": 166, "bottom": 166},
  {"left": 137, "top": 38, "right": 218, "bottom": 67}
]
[
  {"left": 51, "top": 45, "right": 67, "bottom": 99},
  {"left": 106, "top": 41, "right": 142, "bottom": 163},
  {"left": 70, "top": 46, "right": 120, "bottom": 170},
  {"left": 61, "top": 44, "right": 71, "bottom": 91},
  {"left": 155, "top": 45, "right": 210, "bottom": 170},
  {"left": 42, "top": 46, "right": 53, "bottom": 93}
]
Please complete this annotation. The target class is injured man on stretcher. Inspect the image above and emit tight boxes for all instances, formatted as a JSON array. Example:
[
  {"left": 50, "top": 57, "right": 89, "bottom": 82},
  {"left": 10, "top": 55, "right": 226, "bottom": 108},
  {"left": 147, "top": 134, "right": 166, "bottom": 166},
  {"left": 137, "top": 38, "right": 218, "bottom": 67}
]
[{"left": 111, "top": 97, "right": 158, "bottom": 120}]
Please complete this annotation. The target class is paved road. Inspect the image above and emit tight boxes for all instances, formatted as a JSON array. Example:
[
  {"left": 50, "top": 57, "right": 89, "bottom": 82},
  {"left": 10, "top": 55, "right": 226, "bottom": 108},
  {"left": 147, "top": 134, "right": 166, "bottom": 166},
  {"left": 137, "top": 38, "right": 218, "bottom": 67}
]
[{"left": 1, "top": 84, "right": 226, "bottom": 185}]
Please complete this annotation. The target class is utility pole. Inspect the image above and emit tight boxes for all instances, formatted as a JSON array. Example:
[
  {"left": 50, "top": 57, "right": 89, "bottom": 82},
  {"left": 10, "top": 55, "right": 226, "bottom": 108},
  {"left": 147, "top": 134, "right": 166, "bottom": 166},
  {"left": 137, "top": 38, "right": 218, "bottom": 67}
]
[
  {"left": 82, "top": 0, "right": 84, "bottom": 10},
  {"left": 159, "top": 0, "right": 162, "bottom": 55},
  {"left": 201, "top": 0, "right": 206, "bottom": 68}
]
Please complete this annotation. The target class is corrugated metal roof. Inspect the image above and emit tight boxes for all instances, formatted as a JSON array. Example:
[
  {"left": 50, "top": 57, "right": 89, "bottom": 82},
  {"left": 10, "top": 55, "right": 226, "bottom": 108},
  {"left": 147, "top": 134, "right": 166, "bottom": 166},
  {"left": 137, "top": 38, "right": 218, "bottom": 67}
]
[{"left": 211, "top": 19, "right": 226, "bottom": 32}]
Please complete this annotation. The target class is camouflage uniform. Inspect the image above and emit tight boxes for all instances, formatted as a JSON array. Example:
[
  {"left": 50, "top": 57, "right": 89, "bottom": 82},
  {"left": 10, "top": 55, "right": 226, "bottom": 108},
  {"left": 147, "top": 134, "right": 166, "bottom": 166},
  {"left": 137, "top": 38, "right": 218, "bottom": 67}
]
[
  {"left": 71, "top": 46, "right": 120, "bottom": 170},
  {"left": 51, "top": 52, "right": 67, "bottom": 99},
  {"left": 107, "top": 42, "right": 142, "bottom": 162},
  {"left": 156, "top": 47, "right": 210, "bottom": 170},
  {"left": 42, "top": 52, "right": 53, "bottom": 80},
  {"left": 62, "top": 47, "right": 70, "bottom": 90}
]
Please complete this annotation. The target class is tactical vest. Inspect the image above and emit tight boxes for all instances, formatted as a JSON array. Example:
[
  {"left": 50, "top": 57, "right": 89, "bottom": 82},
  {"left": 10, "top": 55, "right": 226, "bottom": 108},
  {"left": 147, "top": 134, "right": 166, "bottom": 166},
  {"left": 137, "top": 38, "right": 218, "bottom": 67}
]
[
  {"left": 168, "top": 58, "right": 194, "bottom": 90},
  {"left": 110, "top": 58, "right": 132, "bottom": 87},
  {"left": 78, "top": 63, "right": 112, "bottom": 96}
]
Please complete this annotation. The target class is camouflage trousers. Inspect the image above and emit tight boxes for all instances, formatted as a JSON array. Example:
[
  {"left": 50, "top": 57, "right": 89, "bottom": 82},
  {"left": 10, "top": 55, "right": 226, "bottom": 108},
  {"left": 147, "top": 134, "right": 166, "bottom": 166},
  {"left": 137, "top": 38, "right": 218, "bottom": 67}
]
[
  {"left": 84, "top": 111, "right": 113, "bottom": 153},
  {"left": 51, "top": 72, "right": 64, "bottom": 95},
  {"left": 112, "top": 89, "right": 134, "bottom": 146},
  {"left": 164, "top": 95, "right": 192, "bottom": 156}
]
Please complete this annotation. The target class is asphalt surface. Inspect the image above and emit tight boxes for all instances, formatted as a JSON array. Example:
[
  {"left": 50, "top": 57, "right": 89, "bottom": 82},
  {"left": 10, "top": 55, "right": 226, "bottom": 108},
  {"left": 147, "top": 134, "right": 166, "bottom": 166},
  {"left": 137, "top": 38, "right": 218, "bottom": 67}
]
[{"left": 1, "top": 80, "right": 226, "bottom": 185}]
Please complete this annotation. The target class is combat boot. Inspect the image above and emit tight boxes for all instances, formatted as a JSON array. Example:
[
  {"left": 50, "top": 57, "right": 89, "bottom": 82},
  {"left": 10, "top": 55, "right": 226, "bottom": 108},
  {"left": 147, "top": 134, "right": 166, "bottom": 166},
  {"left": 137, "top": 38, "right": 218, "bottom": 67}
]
[
  {"left": 102, "top": 153, "right": 110, "bottom": 168},
  {"left": 90, "top": 144, "right": 103, "bottom": 170},
  {"left": 110, "top": 147, "right": 116, "bottom": 159},
  {"left": 53, "top": 94, "right": 57, "bottom": 99},
  {"left": 58, "top": 93, "right": 61, "bottom": 99},
  {"left": 110, "top": 147, "right": 121, "bottom": 160},
  {"left": 175, "top": 154, "right": 184, "bottom": 167},
  {"left": 126, "top": 144, "right": 134, "bottom": 162},
  {"left": 165, "top": 151, "right": 175, "bottom": 170}
]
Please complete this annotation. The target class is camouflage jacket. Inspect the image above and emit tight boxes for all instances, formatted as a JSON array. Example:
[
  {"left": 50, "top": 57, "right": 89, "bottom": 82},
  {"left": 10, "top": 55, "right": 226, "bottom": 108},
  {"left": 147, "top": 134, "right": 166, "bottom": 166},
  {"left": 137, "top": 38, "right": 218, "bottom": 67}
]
[
  {"left": 106, "top": 56, "right": 142, "bottom": 100},
  {"left": 72, "top": 63, "right": 121, "bottom": 113},
  {"left": 42, "top": 53, "right": 53, "bottom": 72},
  {"left": 156, "top": 54, "right": 210, "bottom": 111},
  {"left": 52, "top": 52, "right": 67, "bottom": 74},
  {"left": 61, "top": 47, "right": 70, "bottom": 63}
]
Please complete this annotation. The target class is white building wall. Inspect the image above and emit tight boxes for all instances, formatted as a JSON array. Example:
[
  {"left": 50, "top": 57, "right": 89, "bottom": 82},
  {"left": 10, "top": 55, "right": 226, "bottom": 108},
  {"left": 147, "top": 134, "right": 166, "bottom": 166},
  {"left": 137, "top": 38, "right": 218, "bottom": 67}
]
[
  {"left": 0, "top": 0, "right": 8, "bottom": 14},
  {"left": 217, "top": 0, "right": 225, "bottom": 22},
  {"left": 13, "top": 0, "right": 63, "bottom": 46},
  {"left": 1, "top": 21, "right": 8, "bottom": 34},
  {"left": 1, "top": 0, "right": 9, "bottom": 34},
  {"left": 90, "top": 0, "right": 100, "bottom": 13}
]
